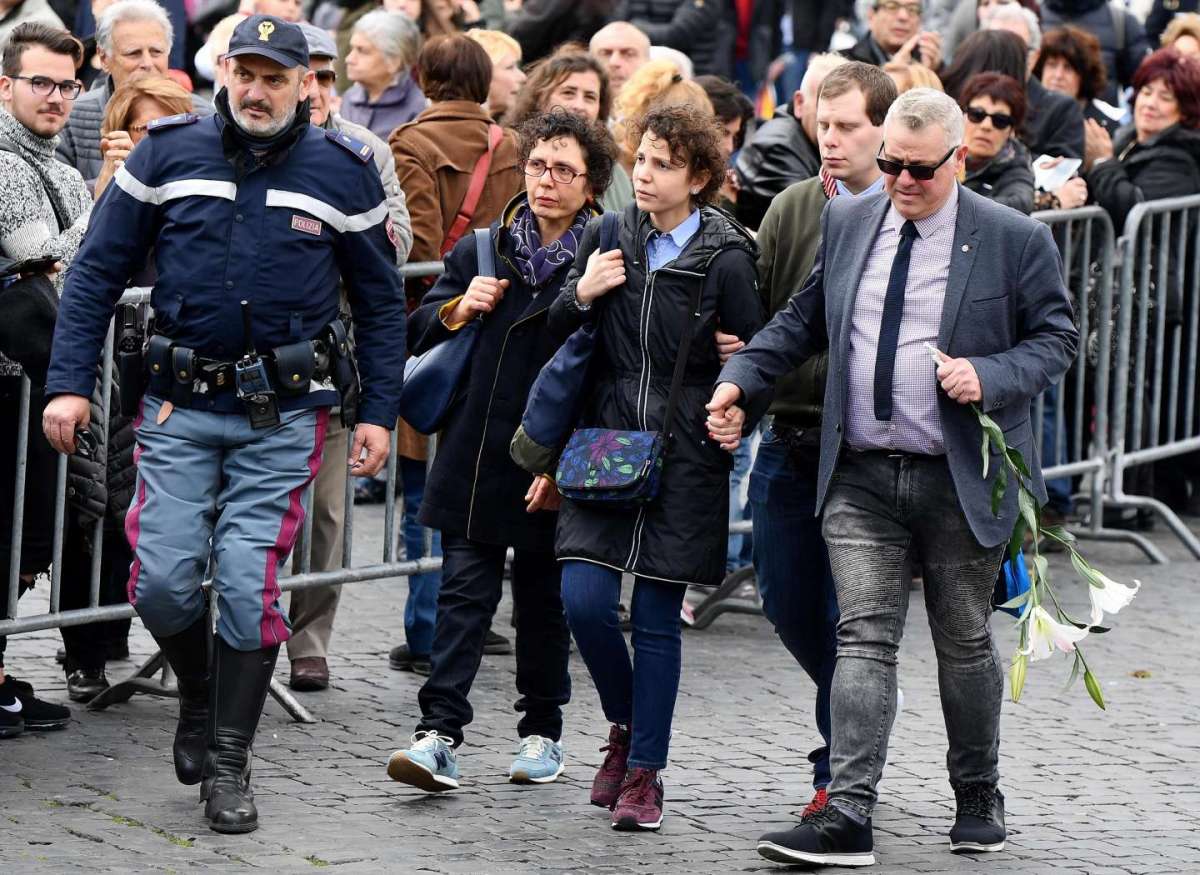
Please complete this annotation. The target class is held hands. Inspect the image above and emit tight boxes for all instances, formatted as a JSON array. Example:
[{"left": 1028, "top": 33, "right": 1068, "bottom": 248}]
[
  {"left": 524, "top": 474, "right": 562, "bottom": 512},
  {"left": 929, "top": 346, "right": 983, "bottom": 404},
  {"left": 450, "top": 276, "right": 509, "bottom": 324},
  {"left": 348, "top": 423, "right": 390, "bottom": 476},
  {"left": 706, "top": 382, "right": 745, "bottom": 451},
  {"left": 42, "top": 394, "right": 91, "bottom": 454},
  {"left": 576, "top": 249, "right": 625, "bottom": 305}
]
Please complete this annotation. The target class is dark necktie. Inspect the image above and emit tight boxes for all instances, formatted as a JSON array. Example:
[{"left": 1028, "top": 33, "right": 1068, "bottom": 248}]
[{"left": 873, "top": 219, "right": 919, "bottom": 422}]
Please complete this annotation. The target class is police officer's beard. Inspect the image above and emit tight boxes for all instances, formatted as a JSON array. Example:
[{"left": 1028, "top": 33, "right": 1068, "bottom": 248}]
[{"left": 233, "top": 98, "right": 298, "bottom": 137}]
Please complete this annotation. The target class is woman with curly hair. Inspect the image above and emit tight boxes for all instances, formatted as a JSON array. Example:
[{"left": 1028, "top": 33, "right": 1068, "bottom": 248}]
[
  {"left": 548, "top": 104, "right": 763, "bottom": 831},
  {"left": 385, "top": 110, "right": 616, "bottom": 794},
  {"left": 1034, "top": 25, "right": 1122, "bottom": 136}
]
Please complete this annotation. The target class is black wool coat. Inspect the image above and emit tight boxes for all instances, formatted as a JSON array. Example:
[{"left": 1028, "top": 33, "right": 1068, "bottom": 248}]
[
  {"left": 547, "top": 204, "right": 765, "bottom": 587},
  {"left": 411, "top": 197, "right": 599, "bottom": 553}
]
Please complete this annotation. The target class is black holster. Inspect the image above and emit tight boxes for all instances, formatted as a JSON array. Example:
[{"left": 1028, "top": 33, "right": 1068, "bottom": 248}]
[
  {"left": 325, "top": 318, "right": 359, "bottom": 428},
  {"left": 116, "top": 305, "right": 146, "bottom": 417}
]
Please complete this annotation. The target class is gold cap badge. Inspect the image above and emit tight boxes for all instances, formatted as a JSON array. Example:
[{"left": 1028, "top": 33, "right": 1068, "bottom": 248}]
[{"left": 258, "top": 21, "right": 275, "bottom": 41}]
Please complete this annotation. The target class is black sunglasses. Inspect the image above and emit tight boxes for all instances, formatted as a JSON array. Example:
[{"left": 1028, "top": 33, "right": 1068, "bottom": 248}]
[
  {"left": 876, "top": 145, "right": 958, "bottom": 181},
  {"left": 965, "top": 106, "right": 1015, "bottom": 130}
]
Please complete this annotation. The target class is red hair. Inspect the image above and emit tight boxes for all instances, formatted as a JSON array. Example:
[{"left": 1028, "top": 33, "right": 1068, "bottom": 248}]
[{"left": 1133, "top": 48, "right": 1200, "bottom": 129}]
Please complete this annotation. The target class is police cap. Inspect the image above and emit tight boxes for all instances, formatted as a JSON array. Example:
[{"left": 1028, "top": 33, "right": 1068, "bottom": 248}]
[{"left": 225, "top": 15, "right": 310, "bottom": 69}]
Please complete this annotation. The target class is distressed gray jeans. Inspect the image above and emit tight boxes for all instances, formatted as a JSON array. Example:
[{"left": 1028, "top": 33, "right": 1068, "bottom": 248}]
[{"left": 821, "top": 451, "right": 1004, "bottom": 817}]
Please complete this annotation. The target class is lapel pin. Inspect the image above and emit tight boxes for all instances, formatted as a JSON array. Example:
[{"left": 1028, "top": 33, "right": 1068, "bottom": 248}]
[{"left": 961, "top": 244, "right": 970, "bottom": 252}]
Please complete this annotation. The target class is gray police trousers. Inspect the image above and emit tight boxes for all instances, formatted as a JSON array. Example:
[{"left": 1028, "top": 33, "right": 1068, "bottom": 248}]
[{"left": 125, "top": 394, "right": 328, "bottom": 651}]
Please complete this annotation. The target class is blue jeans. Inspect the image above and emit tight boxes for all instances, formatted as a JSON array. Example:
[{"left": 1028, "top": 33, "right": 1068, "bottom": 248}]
[
  {"left": 1041, "top": 387, "right": 1073, "bottom": 514},
  {"left": 727, "top": 436, "right": 754, "bottom": 571},
  {"left": 400, "top": 457, "right": 442, "bottom": 657},
  {"left": 748, "top": 429, "right": 838, "bottom": 789},
  {"left": 560, "top": 561, "right": 686, "bottom": 770},
  {"left": 822, "top": 452, "right": 1004, "bottom": 817}
]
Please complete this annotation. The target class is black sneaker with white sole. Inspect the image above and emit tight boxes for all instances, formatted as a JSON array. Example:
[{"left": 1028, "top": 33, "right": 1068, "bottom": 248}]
[
  {"left": 757, "top": 803, "right": 876, "bottom": 867},
  {"left": 950, "top": 784, "right": 1006, "bottom": 853}
]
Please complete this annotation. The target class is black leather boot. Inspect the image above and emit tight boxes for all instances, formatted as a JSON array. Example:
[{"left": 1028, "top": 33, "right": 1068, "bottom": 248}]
[
  {"left": 203, "top": 637, "right": 279, "bottom": 834},
  {"left": 152, "top": 614, "right": 210, "bottom": 785}
]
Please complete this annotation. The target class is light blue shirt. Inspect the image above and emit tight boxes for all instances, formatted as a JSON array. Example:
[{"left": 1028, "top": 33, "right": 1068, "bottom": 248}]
[
  {"left": 836, "top": 175, "right": 886, "bottom": 198},
  {"left": 646, "top": 209, "right": 701, "bottom": 272}
]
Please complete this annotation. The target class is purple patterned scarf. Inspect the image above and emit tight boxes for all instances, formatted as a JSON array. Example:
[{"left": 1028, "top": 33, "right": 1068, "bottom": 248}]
[{"left": 509, "top": 202, "right": 591, "bottom": 288}]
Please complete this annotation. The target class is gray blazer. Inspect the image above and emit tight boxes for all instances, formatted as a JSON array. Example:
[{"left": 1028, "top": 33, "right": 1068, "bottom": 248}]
[{"left": 719, "top": 185, "right": 1078, "bottom": 548}]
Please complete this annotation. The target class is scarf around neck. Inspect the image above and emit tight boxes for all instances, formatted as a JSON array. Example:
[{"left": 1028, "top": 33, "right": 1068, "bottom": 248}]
[{"left": 509, "top": 201, "right": 591, "bottom": 288}]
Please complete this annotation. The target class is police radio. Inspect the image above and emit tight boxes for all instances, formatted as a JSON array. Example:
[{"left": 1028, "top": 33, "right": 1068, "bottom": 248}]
[{"left": 235, "top": 300, "right": 281, "bottom": 429}]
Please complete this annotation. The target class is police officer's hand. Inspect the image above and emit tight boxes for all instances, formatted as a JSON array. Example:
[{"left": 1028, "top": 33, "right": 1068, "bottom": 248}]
[
  {"left": 449, "top": 276, "right": 509, "bottom": 324},
  {"left": 576, "top": 249, "right": 625, "bottom": 305},
  {"left": 100, "top": 130, "right": 134, "bottom": 165},
  {"left": 348, "top": 423, "right": 390, "bottom": 476},
  {"left": 43, "top": 394, "right": 91, "bottom": 455}
]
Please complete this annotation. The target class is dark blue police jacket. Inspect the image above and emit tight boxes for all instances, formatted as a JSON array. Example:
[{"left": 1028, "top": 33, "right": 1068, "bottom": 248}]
[{"left": 46, "top": 111, "right": 406, "bottom": 428}]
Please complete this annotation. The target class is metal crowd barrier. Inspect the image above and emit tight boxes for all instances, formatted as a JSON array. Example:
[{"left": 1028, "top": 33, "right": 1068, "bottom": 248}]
[
  {"left": 7, "top": 203, "right": 1199, "bottom": 678},
  {"left": 1105, "top": 193, "right": 1200, "bottom": 559}
]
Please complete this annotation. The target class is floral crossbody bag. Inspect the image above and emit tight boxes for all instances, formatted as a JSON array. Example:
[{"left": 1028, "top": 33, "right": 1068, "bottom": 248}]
[{"left": 554, "top": 262, "right": 704, "bottom": 507}]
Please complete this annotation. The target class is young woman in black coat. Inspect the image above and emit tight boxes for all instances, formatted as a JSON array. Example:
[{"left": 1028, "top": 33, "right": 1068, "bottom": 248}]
[
  {"left": 549, "top": 105, "right": 764, "bottom": 831},
  {"left": 386, "top": 111, "right": 617, "bottom": 794}
]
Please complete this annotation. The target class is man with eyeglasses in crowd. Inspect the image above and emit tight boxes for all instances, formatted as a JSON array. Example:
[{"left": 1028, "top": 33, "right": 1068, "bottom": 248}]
[
  {"left": 0, "top": 22, "right": 91, "bottom": 740},
  {"left": 56, "top": 0, "right": 212, "bottom": 190},
  {"left": 709, "top": 87, "right": 1077, "bottom": 867},
  {"left": 844, "top": 0, "right": 943, "bottom": 73}
]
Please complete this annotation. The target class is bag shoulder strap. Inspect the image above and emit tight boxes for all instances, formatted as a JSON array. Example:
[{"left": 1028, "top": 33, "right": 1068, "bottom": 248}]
[
  {"left": 660, "top": 243, "right": 707, "bottom": 442},
  {"left": 598, "top": 210, "right": 619, "bottom": 253},
  {"left": 441, "top": 124, "right": 505, "bottom": 258},
  {"left": 473, "top": 227, "right": 495, "bottom": 278}
]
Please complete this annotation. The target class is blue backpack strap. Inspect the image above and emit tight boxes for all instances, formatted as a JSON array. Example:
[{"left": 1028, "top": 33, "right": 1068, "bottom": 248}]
[
  {"left": 474, "top": 227, "right": 496, "bottom": 278},
  {"left": 598, "top": 211, "right": 619, "bottom": 253}
]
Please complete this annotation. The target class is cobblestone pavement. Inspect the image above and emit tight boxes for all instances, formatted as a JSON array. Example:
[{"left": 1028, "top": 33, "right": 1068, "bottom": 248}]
[{"left": 2, "top": 506, "right": 1198, "bottom": 874}]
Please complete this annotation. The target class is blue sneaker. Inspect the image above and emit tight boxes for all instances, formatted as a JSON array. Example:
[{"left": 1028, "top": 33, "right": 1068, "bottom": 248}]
[
  {"left": 508, "top": 735, "right": 565, "bottom": 784},
  {"left": 387, "top": 731, "right": 459, "bottom": 792}
]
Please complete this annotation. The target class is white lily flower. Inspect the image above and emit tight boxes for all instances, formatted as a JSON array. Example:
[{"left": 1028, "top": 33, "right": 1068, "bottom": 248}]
[
  {"left": 1021, "top": 606, "right": 1089, "bottom": 662},
  {"left": 1088, "top": 575, "right": 1141, "bottom": 626}
]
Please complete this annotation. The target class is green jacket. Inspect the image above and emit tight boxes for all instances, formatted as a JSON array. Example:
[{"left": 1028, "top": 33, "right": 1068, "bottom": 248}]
[{"left": 755, "top": 176, "right": 830, "bottom": 428}]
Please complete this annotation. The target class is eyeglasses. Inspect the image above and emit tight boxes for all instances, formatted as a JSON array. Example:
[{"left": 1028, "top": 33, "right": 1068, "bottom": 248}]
[
  {"left": 874, "top": 1, "right": 922, "bottom": 15},
  {"left": 314, "top": 70, "right": 337, "bottom": 87},
  {"left": 12, "top": 75, "right": 82, "bottom": 99},
  {"left": 520, "top": 158, "right": 586, "bottom": 184},
  {"left": 965, "top": 106, "right": 1015, "bottom": 130},
  {"left": 876, "top": 145, "right": 958, "bottom": 180}
]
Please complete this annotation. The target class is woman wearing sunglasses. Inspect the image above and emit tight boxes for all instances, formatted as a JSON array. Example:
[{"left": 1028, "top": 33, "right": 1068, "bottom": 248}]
[{"left": 958, "top": 72, "right": 1034, "bottom": 214}]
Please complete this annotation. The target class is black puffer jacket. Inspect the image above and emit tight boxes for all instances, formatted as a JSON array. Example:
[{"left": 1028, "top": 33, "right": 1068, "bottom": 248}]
[
  {"left": 963, "top": 138, "right": 1035, "bottom": 215},
  {"left": 733, "top": 106, "right": 820, "bottom": 230},
  {"left": 547, "top": 204, "right": 765, "bottom": 586},
  {"left": 412, "top": 195, "right": 599, "bottom": 553},
  {"left": 615, "top": 0, "right": 732, "bottom": 77},
  {"left": 68, "top": 374, "right": 136, "bottom": 530}
]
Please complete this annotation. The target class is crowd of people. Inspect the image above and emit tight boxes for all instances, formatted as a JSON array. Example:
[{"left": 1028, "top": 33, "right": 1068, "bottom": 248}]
[{"left": 0, "top": 0, "right": 1192, "bottom": 867}]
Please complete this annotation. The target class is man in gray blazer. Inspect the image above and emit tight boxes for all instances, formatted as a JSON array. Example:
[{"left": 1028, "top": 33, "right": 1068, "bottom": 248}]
[{"left": 707, "top": 88, "right": 1077, "bottom": 868}]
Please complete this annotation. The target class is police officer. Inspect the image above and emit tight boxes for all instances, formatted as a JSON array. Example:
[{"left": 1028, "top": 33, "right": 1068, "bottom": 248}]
[{"left": 41, "top": 15, "right": 405, "bottom": 834}]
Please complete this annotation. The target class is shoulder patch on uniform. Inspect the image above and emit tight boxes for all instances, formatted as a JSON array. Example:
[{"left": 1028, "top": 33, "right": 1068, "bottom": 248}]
[
  {"left": 147, "top": 113, "right": 200, "bottom": 133},
  {"left": 325, "top": 128, "right": 373, "bottom": 163}
]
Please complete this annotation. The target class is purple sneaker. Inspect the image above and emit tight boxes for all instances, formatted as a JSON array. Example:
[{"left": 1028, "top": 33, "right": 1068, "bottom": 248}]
[
  {"left": 612, "top": 767, "right": 664, "bottom": 831},
  {"left": 590, "top": 724, "right": 631, "bottom": 809}
]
